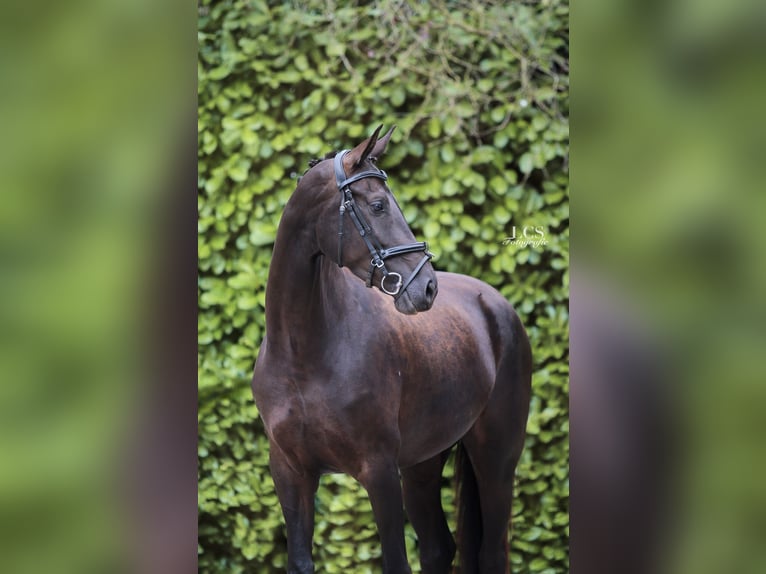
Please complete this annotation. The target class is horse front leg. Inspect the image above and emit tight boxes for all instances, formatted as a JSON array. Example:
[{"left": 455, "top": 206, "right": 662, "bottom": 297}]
[
  {"left": 269, "top": 446, "right": 319, "bottom": 574},
  {"left": 358, "top": 460, "right": 412, "bottom": 574}
]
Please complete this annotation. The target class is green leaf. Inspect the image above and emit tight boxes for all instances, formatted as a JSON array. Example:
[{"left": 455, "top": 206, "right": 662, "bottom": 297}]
[
  {"left": 295, "top": 54, "right": 309, "bottom": 71},
  {"left": 490, "top": 176, "right": 507, "bottom": 195},
  {"left": 326, "top": 93, "right": 340, "bottom": 111},
  {"left": 427, "top": 116, "right": 441, "bottom": 138},
  {"left": 229, "top": 158, "right": 251, "bottom": 182},
  {"left": 423, "top": 220, "right": 440, "bottom": 238},
  {"left": 443, "top": 115, "right": 459, "bottom": 136},
  {"left": 218, "top": 201, "right": 235, "bottom": 218},
  {"left": 459, "top": 215, "right": 480, "bottom": 235},
  {"left": 473, "top": 241, "right": 488, "bottom": 257},
  {"left": 490, "top": 106, "right": 506, "bottom": 123},
  {"left": 443, "top": 179, "right": 460, "bottom": 197},
  {"left": 249, "top": 223, "right": 275, "bottom": 246},
  {"left": 390, "top": 86, "right": 405, "bottom": 107},
  {"left": 208, "top": 65, "right": 231, "bottom": 80},
  {"left": 327, "top": 41, "right": 345, "bottom": 56},
  {"left": 519, "top": 153, "right": 534, "bottom": 174}
]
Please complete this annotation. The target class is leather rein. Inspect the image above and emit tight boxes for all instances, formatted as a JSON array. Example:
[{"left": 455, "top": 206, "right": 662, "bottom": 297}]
[{"left": 333, "top": 150, "right": 432, "bottom": 298}]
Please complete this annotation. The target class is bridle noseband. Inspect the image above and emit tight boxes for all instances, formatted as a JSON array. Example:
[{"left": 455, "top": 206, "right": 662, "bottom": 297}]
[{"left": 333, "top": 150, "right": 433, "bottom": 299}]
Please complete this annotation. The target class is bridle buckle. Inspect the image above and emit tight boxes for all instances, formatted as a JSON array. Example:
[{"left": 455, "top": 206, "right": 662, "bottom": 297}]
[{"left": 380, "top": 272, "right": 403, "bottom": 296}]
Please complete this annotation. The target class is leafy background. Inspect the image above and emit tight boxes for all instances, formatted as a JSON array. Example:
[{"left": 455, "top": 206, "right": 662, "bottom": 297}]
[{"left": 198, "top": 0, "right": 568, "bottom": 572}]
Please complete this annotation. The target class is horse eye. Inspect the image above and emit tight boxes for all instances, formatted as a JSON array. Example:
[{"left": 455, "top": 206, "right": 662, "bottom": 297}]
[{"left": 370, "top": 201, "right": 385, "bottom": 213}]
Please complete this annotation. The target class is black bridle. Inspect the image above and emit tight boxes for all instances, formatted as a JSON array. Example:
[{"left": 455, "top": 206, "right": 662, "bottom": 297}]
[{"left": 333, "top": 150, "right": 433, "bottom": 298}]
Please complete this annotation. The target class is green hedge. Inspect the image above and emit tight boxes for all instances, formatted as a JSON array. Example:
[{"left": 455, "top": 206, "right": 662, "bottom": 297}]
[{"left": 198, "top": 1, "right": 568, "bottom": 572}]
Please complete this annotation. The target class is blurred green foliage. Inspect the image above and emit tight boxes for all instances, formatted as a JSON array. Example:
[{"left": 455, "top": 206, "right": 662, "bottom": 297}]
[
  {"left": 574, "top": 1, "right": 766, "bottom": 573},
  {"left": 198, "top": 1, "right": 568, "bottom": 572},
  {"left": 0, "top": 0, "right": 193, "bottom": 572}
]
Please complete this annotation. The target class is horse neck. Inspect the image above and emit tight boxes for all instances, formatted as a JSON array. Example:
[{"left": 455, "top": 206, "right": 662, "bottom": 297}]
[{"left": 264, "top": 207, "right": 348, "bottom": 357}]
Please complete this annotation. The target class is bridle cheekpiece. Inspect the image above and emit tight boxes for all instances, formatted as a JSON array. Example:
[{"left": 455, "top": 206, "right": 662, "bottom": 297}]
[{"left": 333, "top": 150, "right": 433, "bottom": 299}]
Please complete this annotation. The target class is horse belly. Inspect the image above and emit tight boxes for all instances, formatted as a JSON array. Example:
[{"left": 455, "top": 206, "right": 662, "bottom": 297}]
[{"left": 396, "top": 359, "right": 495, "bottom": 468}]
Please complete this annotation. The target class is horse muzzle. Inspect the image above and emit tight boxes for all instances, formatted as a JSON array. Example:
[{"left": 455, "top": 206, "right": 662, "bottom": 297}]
[{"left": 393, "top": 274, "right": 438, "bottom": 315}]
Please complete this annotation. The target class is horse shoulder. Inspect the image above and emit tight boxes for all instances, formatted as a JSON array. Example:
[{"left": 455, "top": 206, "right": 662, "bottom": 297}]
[{"left": 435, "top": 272, "right": 527, "bottom": 361}]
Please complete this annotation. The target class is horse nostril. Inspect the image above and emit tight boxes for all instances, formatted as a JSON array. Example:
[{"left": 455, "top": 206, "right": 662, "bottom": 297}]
[{"left": 425, "top": 280, "right": 437, "bottom": 305}]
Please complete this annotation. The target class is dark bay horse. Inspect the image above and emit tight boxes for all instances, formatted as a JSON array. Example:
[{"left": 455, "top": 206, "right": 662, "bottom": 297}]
[{"left": 252, "top": 126, "right": 532, "bottom": 574}]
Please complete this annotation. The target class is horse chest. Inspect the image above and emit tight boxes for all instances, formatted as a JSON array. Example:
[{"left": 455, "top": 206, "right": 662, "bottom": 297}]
[{"left": 258, "top": 368, "right": 403, "bottom": 469}]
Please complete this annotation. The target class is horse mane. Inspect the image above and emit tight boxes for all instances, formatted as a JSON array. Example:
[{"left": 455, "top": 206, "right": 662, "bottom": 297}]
[
  {"left": 305, "top": 151, "right": 378, "bottom": 173},
  {"left": 307, "top": 151, "right": 337, "bottom": 170}
]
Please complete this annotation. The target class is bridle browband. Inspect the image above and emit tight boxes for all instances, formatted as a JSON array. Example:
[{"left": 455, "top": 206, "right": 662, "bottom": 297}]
[{"left": 333, "top": 150, "right": 432, "bottom": 299}]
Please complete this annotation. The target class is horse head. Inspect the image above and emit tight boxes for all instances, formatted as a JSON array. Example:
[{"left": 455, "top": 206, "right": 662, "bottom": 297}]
[{"left": 308, "top": 125, "right": 438, "bottom": 315}]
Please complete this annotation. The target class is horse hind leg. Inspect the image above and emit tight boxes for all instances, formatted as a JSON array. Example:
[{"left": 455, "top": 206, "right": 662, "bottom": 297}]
[
  {"left": 269, "top": 445, "right": 319, "bottom": 574},
  {"left": 459, "top": 422, "right": 526, "bottom": 574},
  {"left": 402, "top": 450, "right": 456, "bottom": 574},
  {"left": 460, "top": 333, "right": 532, "bottom": 573}
]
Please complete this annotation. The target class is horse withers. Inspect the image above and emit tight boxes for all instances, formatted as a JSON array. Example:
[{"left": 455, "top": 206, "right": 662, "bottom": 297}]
[{"left": 252, "top": 125, "right": 532, "bottom": 573}]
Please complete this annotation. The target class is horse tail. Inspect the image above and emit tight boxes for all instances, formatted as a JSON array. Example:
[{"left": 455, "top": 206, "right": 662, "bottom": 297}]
[{"left": 454, "top": 442, "right": 482, "bottom": 573}]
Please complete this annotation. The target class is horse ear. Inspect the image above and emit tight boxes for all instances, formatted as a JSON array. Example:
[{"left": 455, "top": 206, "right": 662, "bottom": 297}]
[
  {"left": 370, "top": 125, "right": 396, "bottom": 160},
  {"left": 344, "top": 124, "right": 384, "bottom": 170}
]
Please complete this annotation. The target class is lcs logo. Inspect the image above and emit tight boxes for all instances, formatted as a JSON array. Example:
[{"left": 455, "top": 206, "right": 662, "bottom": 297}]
[
  {"left": 504, "top": 226, "right": 545, "bottom": 241},
  {"left": 501, "top": 226, "right": 547, "bottom": 247}
]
